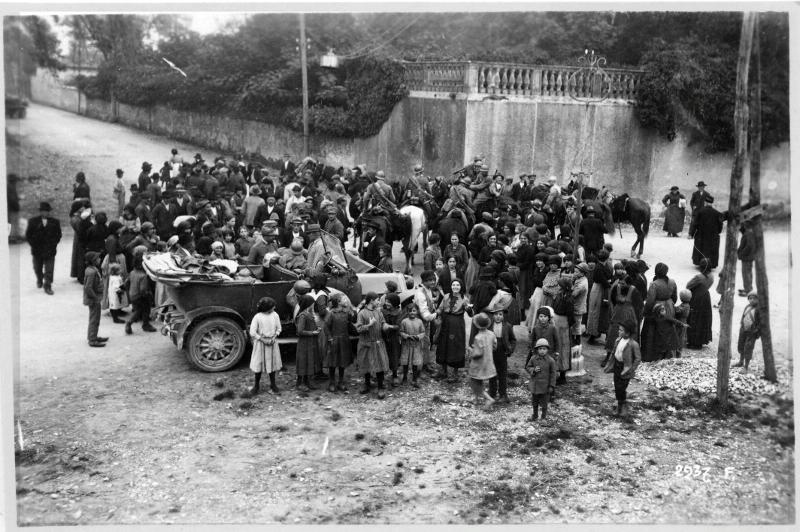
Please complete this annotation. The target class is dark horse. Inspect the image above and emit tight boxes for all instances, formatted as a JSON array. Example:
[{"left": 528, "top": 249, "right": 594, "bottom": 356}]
[{"left": 609, "top": 193, "right": 651, "bottom": 258}]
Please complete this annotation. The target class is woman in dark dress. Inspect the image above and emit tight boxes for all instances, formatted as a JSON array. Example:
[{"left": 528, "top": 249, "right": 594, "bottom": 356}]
[
  {"left": 661, "top": 186, "right": 686, "bottom": 236},
  {"left": 516, "top": 233, "right": 535, "bottom": 314},
  {"left": 435, "top": 278, "right": 471, "bottom": 382},
  {"left": 640, "top": 262, "right": 679, "bottom": 361},
  {"left": 70, "top": 204, "right": 93, "bottom": 284},
  {"left": 73, "top": 171, "right": 91, "bottom": 201},
  {"left": 685, "top": 258, "right": 715, "bottom": 349},
  {"left": 438, "top": 256, "right": 460, "bottom": 295}
]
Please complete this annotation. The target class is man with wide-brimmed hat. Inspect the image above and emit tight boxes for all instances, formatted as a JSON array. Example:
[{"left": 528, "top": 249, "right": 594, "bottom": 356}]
[
  {"left": 689, "top": 193, "right": 724, "bottom": 269},
  {"left": 690, "top": 180, "right": 712, "bottom": 215},
  {"left": 25, "top": 201, "right": 62, "bottom": 295},
  {"left": 360, "top": 219, "right": 385, "bottom": 267}
]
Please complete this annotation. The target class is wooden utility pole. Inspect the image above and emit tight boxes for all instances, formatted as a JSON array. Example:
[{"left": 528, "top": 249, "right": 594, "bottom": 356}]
[
  {"left": 747, "top": 14, "right": 777, "bottom": 382},
  {"left": 717, "top": 12, "right": 756, "bottom": 405},
  {"left": 299, "top": 13, "right": 309, "bottom": 157}
]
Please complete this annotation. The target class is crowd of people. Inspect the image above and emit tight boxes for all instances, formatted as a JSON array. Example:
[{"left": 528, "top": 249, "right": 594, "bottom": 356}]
[{"left": 20, "top": 148, "right": 764, "bottom": 421}]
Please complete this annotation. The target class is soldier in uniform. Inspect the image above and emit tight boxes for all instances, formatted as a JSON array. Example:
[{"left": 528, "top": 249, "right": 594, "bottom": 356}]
[
  {"left": 361, "top": 170, "right": 397, "bottom": 213},
  {"left": 470, "top": 164, "right": 493, "bottom": 215}
]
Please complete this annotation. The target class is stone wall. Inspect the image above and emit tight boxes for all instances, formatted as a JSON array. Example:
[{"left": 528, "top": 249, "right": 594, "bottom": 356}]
[{"left": 30, "top": 69, "right": 790, "bottom": 211}]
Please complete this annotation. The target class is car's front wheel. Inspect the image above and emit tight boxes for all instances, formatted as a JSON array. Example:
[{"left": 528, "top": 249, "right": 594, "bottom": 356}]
[{"left": 186, "top": 317, "right": 246, "bottom": 372}]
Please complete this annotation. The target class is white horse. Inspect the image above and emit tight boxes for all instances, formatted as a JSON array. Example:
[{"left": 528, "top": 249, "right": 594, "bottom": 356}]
[{"left": 399, "top": 204, "right": 428, "bottom": 275}]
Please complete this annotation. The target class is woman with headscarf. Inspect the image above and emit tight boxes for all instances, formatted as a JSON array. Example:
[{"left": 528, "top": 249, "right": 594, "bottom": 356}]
[
  {"left": 493, "top": 271, "right": 521, "bottom": 326},
  {"left": 640, "top": 262, "right": 679, "bottom": 361},
  {"left": 435, "top": 278, "right": 471, "bottom": 382},
  {"left": 685, "top": 258, "right": 715, "bottom": 349}
]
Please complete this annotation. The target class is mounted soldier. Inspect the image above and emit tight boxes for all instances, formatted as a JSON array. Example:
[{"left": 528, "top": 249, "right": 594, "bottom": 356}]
[{"left": 361, "top": 170, "right": 398, "bottom": 214}]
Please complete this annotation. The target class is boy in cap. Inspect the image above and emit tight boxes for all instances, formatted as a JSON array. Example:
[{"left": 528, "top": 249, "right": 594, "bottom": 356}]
[
  {"left": 603, "top": 319, "right": 641, "bottom": 416},
  {"left": 526, "top": 338, "right": 557, "bottom": 421},
  {"left": 733, "top": 291, "right": 761, "bottom": 372},
  {"left": 83, "top": 251, "right": 108, "bottom": 347}
]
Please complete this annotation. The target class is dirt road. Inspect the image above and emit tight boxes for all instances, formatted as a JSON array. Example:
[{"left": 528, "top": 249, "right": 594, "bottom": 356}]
[{"left": 9, "top": 103, "right": 794, "bottom": 525}]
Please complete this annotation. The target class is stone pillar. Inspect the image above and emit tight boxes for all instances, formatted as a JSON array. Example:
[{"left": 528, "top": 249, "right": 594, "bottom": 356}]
[{"left": 464, "top": 63, "right": 479, "bottom": 95}]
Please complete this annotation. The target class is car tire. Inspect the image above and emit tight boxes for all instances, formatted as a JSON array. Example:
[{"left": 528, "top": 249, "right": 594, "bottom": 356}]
[{"left": 186, "top": 317, "right": 246, "bottom": 372}]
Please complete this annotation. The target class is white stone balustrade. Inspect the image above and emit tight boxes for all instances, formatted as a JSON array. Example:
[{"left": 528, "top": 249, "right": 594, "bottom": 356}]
[{"left": 403, "top": 61, "right": 644, "bottom": 102}]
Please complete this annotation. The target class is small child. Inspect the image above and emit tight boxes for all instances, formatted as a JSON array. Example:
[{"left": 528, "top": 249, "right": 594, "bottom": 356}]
[
  {"left": 221, "top": 229, "right": 237, "bottom": 259},
  {"left": 377, "top": 244, "right": 393, "bottom": 273},
  {"left": 324, "top": 293, "right": 355, "bottom": 391},
  {"left": 528, "top": 306, "right": 559, "bottom": 366},
  {"left": 526, "top": 338, "right": 557, "bottom": 421},
  {"left": 734, "top": 291, "right": 761, "bottom": 372},
  {"left": 107, "top": 262, "right": 127, "bottom": 323},
  {"left": 210, "top": 240, "right": 225, "bottom": 260},
  {"left": 488, "top": 307, "right": 516, "bottom": 404},
  {"left": 382, "top": 293, "right": 402, "bottom": 387},
  {"left": 653, "top": 303, "right": 688, "bottom": 359},
  {"left": 674, "top": 289, "right": 692, "bottom": 357},
  {"left": 235, "top": 226, "right": 253, "bottom": 258},
  {"left": 467, "top": 313, "right": 497, "bottom": 408},
  {"left": 399, "top": 304, "right": 426, "bottom": 387},
  {"left": 125, "top": 256, "right": 156, "bottom": 335},
  {"left": 248, "top": 297, "right": 282, "bottom": 395},
  {"left": 379, "top": 280, "right": 399, "bottom": 307}
]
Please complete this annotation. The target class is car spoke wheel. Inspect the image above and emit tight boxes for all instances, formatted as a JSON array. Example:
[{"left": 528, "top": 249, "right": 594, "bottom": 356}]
[{"left": 187, "top": 317, "right": 246, "bottom": 372}]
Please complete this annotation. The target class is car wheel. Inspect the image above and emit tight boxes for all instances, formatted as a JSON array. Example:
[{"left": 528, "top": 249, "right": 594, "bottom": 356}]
[{"left": 186, "top": 317, "right": 246, "bottom": 372}]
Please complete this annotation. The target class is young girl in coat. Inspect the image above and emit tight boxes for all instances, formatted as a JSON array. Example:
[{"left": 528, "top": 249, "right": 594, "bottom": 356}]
[
  {"left": 248, "top": 297, "right": 282, "bottom": 395},
  {"left": 399, "top": 304, "right": 426, "bottom": 388},
  {"left": 381, "top": 292, "right": 402, "bottom": 387},
  {"left": 467, "top": 313, "right": 497, "bottom": 408},
  {"left": 355, "top": 292, "right": 392, "bottom": 399},
  {"left": 526, "top": 338, "right": 557, "bottom": 421},
  {"left": 324, "top": 293, "right": 355, "bottom": 392},
  {"left": 295, "top": 294, "right": 320, "bottom": 392},
  {"left": 107, "top": 262, "right": 127, "bottom": 323}
]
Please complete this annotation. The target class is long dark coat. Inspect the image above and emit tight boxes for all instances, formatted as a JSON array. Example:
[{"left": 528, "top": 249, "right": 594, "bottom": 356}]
[
  {"left": 579, "top": 215, "right": 606, "bottom": 255},
  {"left": 689, "top": 205, "right": 723, "bottom": 268},
  {"left": 25, "top": 215, "right": 62, "bottom": 259}
]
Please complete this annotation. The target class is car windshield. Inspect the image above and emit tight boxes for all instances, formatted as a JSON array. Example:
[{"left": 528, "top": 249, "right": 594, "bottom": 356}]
[{"left": 319, "top": 230, "right": 375, "bottom": 273}]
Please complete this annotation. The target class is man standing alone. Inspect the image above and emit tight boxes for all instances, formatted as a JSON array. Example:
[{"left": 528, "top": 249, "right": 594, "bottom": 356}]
[{"left": 25, "top": 201, "right": 62, "bottom": 295}]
